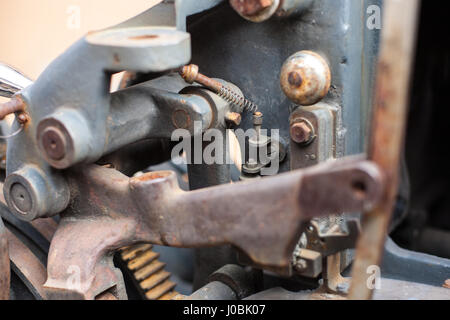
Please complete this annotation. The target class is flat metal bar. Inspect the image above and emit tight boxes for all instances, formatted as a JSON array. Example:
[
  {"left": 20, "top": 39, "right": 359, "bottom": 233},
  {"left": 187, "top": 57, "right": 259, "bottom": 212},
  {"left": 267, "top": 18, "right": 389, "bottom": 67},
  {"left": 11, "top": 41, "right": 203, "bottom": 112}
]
[
  {"left": 348, "top": 0, "right": 421, "bottom": 300},
  {"left": 7, "top": 229, "right": 47, "bottom": 300}
]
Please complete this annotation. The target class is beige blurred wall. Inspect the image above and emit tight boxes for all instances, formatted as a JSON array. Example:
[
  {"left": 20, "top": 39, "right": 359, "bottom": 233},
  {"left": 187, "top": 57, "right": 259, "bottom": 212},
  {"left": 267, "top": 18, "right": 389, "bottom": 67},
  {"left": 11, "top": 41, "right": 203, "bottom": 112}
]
[{"left": 0, "top": 0, "right": 161, "bottom": 80}]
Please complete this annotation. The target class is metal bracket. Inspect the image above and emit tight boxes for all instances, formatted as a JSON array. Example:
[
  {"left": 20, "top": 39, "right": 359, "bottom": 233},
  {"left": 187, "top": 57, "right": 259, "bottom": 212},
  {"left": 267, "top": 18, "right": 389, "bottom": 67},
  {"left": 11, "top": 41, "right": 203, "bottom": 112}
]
[{"left": 305, "top": 220, "right": 360, "bottom": 257}]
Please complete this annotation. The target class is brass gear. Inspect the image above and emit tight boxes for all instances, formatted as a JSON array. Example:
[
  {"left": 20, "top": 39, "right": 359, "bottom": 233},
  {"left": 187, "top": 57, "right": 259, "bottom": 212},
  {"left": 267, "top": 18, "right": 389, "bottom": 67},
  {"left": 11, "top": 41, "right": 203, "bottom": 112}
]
[{"left": 119, "top": 243, "right": 180, "bottom": 300}]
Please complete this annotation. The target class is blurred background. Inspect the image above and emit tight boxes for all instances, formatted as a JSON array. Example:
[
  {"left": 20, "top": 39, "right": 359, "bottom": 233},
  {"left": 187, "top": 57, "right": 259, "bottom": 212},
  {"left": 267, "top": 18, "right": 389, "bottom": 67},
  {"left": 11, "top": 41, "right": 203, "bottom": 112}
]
[{"left": 0, "top": 0, "right": 160, "bottom": 85}]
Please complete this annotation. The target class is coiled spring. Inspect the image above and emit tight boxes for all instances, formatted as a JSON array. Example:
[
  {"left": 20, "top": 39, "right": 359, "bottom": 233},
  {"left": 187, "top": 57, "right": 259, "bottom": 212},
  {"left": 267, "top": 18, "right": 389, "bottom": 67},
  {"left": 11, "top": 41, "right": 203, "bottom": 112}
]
[{"left": 218, "top": 86, "right": 259, "bottom": 114}]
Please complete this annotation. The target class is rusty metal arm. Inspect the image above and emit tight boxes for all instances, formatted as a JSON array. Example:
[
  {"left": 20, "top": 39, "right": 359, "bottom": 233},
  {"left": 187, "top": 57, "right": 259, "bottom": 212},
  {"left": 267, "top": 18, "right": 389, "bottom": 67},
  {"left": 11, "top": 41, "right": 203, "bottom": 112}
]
[
  {"left": 348, "top": 0, "right": 421, "bottom": 300},
  {"left": 43, "top": 157, "right": 382, "bottom": 299}
]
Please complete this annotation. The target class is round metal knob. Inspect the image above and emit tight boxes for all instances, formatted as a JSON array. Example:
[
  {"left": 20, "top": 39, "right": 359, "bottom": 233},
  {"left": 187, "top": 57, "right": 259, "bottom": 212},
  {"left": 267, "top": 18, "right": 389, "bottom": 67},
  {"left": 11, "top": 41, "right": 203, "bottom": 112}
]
[{"left": 280, "top": 50, "right": 331, "bottom": 106}]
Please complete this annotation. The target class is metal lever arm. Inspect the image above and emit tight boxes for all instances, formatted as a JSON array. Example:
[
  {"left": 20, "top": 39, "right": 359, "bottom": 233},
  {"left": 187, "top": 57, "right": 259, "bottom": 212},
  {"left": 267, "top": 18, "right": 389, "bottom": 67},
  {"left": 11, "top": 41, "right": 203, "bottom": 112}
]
[{"left": 43, "top": 157, "right": 383, "bottom": 299}]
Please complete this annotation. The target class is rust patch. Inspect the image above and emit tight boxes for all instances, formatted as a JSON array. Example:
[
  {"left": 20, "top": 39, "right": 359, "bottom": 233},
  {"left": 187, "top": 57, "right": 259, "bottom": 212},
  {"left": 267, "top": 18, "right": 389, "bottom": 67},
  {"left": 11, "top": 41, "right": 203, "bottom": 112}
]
[
  {"left": 128, "top": 34, "right": 159, "bottom": 40},
  {"left": 444, "top": 279, "right": 450, "bottom": 289},
  {"left": 133, "top": 171, "right": 173, "bottom": 182},
  {"left": 288, "top": 71, "right": 303, "bottom": 88},
  {"left": 230, "top": 0, "right": 273, "bottom": 16},
  {"left": 172, "top": 109, "right": 191, "bottom": 129}
]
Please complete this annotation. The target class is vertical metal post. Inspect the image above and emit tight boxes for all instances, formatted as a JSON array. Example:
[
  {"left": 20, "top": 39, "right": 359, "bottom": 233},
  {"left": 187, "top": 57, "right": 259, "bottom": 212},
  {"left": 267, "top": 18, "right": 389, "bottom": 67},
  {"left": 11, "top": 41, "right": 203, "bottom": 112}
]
[
  {"left": 348, "top": 0, "right": 421, "bottom": 300},
  {"left": 187, "top": 127, "right": 234, "bottom": 290}
]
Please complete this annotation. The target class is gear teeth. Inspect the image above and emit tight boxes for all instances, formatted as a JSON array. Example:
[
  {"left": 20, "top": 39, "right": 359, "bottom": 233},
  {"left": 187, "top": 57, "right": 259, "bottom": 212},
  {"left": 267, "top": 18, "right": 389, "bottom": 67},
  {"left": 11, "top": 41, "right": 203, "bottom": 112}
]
[
  {"left": 119, "top": 244, "right": 179, "bottom": 300},
  {"left": 140, "top": 270, "right": 171, "bottom": 290},
  {"left": 135, "top": 260, "right": 166, "bottom": 281},
  {"left": 159, "top": 291, "right": 180, "bottom": 300},
  {"left": 121, "top": 244, "right": 152, "bottom": 261},
  {"left": 127, "top": 250, "right": 160, "bottom": 271},
  {"left": 145, "top": 280, "right": 177, "bottom": 300}
]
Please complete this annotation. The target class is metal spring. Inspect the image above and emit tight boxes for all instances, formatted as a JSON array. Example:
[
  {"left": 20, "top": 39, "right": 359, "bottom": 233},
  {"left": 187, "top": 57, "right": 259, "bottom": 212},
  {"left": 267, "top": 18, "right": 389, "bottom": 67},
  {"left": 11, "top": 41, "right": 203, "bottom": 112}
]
[{"left": 218, "top": 86, "right": 258, "bottom": 114}]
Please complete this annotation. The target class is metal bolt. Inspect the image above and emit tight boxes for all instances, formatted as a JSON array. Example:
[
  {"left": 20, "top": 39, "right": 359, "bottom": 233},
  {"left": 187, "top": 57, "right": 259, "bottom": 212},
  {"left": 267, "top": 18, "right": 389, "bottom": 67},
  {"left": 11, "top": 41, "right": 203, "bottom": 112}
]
[
  {"left": 229, "top": 0, "right": 274, "bottom": 16},
  {"left": 295, "top": 258, "right": 308, "bottom": 272},
  {"left": 10, "top": 183, "right": 32, "bottom": 214},
  {"left": 225, "top": 112, "right": 242, "bottom": 126},
  {"left": 17, "top": 113, "right": 28, "bottom": 124},
  {"left": 247, "top": 158, "right": 258, "bottom": 169},
  {"left": 253, "top": 111, "right": 263, "bottom": 135},
  {"left": 40, "top": 127, "right": 67, "bottom": 161},
  {"left": 179, "top": 64, "right": 222, "bottom": 93},
  {"left": 290, "top": 120, "right": 314, "bottom": 144}
]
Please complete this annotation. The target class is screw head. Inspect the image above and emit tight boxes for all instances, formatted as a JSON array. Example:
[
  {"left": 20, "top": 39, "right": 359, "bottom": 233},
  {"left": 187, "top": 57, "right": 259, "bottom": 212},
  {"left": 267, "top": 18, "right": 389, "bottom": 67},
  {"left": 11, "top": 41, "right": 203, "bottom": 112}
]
[
  {"left": 290, "top": 120, "right": 314, "bottom": 144},
  {"left": 10, "top": 183, "right": 32, "bottom": 214},
  {"left": 40, "top": 127, "right": 67, "bottom": 161}
]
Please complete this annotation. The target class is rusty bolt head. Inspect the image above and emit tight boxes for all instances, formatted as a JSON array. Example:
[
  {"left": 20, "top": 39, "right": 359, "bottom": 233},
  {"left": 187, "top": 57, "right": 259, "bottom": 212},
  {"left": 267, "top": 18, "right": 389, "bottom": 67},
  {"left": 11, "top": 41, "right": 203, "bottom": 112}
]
[
  {"left": 230, "top": 0, "right": 274, "bottom": 16},
  {"left": 40, "top": 127, "right": 68, "bottom": 161},
  {"left": 290, "top": 120, "right": 314, "bottom": 145},
  {"left": 225, "top": 112, "right": 242, "bottom": 126},
  {"left": 179, "top": 64, "right": 199, "bottom": 84},
  {"left": 17, "top": 113, "right": 28, "bottom": 124},
  {"left": 253, "top": 112, "right": 263, "bottom": 126}
]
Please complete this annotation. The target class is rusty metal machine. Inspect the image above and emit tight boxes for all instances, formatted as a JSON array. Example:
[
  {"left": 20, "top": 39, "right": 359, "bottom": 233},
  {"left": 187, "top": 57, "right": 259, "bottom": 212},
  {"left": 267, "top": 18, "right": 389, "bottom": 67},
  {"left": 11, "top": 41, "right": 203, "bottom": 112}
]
[{"left": 0, "top": 0, "right": 449, "bottom": 301}]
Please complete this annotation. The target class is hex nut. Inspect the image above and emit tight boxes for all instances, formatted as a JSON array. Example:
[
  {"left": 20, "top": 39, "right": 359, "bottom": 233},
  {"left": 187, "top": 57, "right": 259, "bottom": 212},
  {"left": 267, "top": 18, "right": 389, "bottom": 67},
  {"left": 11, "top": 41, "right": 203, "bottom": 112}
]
[{"left": 290, "top": 119, "right": 315, "bottom": 144}]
